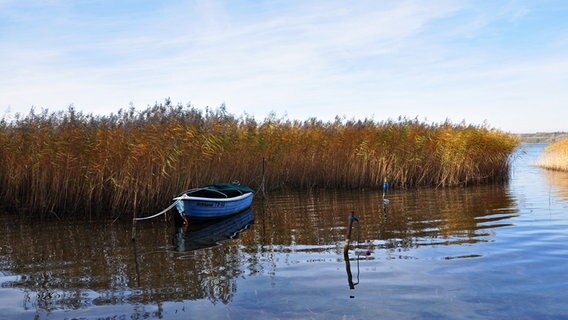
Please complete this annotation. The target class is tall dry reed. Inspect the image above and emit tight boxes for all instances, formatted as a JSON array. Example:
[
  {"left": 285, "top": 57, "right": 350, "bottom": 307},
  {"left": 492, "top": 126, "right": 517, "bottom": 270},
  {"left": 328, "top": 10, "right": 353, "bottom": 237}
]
[
  {"left": 0, "top": 100, "right": 518, "bottom": 218},
  {"left": 537, "top": 138, "right": 568, "bottom": 171}
]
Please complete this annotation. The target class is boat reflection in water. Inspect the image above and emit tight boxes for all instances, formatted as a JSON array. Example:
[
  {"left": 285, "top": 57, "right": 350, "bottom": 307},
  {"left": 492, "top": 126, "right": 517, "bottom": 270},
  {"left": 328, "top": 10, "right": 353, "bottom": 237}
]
[{"left": 174, "top": 208, "right": 255, "bottom": 252}]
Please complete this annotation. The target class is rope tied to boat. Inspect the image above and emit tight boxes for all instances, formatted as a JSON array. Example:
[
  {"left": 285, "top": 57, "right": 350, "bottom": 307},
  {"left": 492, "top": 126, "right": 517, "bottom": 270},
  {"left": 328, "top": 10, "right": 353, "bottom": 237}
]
[{"left": 134, "top": 200, "right": 179, "bottom": 221}]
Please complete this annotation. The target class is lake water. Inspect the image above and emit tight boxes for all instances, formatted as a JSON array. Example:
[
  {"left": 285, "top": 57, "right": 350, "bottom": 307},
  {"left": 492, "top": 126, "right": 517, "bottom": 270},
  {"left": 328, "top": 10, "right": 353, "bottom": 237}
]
[{"left": 1, "top": 144, "right": 567, "bottom": 319}]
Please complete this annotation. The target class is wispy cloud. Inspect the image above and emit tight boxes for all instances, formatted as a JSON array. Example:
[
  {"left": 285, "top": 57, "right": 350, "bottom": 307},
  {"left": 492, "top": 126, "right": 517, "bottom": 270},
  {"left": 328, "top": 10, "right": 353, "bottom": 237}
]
[{"left": 1, "top": 0, "right": 567, "bottom": 132}]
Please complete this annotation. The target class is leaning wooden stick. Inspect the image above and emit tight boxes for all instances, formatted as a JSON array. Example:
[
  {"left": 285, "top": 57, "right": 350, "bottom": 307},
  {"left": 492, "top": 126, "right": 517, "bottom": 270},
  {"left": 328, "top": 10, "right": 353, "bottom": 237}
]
[{"left": 344, "top": 211, "right": 358, "bottom": 256}]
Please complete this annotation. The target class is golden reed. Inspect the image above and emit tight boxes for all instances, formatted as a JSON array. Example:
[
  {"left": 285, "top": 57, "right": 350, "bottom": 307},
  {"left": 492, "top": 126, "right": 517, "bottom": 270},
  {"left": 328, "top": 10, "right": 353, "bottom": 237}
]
[
  {"left": 0, "top": 101, "right": 518, "bottom": 218},
  {"left": 538, "top": 138, "right": 568, "bottom": 172}
]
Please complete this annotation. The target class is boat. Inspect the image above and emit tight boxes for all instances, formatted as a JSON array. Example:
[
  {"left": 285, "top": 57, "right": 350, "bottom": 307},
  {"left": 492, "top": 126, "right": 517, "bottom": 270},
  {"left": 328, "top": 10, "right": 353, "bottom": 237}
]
[
  {"left": 173, "top": 183, "right": 254, "bottom": 220},
  {"left": 173, "top": 207, "right": 254, "bottom": 251}
]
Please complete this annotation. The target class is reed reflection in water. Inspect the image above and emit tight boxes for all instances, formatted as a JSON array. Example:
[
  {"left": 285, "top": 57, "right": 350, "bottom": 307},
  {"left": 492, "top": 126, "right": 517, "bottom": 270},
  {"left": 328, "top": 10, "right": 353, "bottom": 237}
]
[
  {"left": 0, "top": 186, "right": 516, "bottom": 312},
  {"left": 0, "top": 217, "right": 251, "bottom": 313},
  {"left": 543, "top": 169, "right": 568, "bottom": 202},
  {"left": 261, "top": 185, "right": 517, "bottom": 256}
]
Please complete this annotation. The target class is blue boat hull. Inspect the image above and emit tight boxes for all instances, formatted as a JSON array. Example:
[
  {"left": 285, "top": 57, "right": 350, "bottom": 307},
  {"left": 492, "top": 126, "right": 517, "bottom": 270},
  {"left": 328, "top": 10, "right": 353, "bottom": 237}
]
[{"left": 174, "top": 192, "right": 254, "bottom": 219}]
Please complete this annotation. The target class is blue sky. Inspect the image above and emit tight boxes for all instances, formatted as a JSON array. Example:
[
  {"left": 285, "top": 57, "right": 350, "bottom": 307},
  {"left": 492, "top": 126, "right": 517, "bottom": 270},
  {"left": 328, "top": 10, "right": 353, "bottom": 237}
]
[{"left": 1, "top": 0, "right": 567, "bottom": 133}]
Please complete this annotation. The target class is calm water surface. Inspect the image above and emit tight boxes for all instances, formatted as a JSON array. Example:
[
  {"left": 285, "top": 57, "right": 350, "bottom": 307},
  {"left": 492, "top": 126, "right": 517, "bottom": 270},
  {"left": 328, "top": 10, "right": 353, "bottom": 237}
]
[{"left": 1, "top": 144, "right": 567, "bottom": 319}]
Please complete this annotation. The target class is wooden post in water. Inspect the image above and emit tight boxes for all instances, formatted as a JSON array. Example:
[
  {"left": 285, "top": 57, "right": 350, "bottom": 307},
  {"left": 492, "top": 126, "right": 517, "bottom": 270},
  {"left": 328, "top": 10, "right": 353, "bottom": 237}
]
[
  {"left": 261, "top": 157, "right": 266, "bottom": 197},
  {"left": 344, "top": 211, "right": 357, "bottom": 257},
  {"left": 131, "top": 190, "right": 138, "bottom": 241}
]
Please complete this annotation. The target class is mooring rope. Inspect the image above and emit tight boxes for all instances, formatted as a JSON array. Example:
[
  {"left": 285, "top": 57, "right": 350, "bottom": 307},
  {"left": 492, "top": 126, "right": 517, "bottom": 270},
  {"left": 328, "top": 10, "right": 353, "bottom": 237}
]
[{"left": 134, "top": 200, "right": 179, "bottom": 221}]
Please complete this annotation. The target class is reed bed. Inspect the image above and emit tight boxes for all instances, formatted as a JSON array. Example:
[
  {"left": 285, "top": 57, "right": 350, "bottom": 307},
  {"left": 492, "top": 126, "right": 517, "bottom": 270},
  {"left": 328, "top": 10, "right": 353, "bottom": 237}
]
[
  {"left": 0, "top": 101, "right": 518, "bottom": 218},
  {"left": 537, "top": 138, "right": 568, "bottom": 172}
]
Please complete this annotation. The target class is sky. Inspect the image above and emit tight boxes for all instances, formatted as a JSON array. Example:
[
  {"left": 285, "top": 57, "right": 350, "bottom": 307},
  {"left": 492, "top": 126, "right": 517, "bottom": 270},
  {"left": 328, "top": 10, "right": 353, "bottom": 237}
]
[{"left": 1, "top": 0, "right": 567, "bottom": 133}]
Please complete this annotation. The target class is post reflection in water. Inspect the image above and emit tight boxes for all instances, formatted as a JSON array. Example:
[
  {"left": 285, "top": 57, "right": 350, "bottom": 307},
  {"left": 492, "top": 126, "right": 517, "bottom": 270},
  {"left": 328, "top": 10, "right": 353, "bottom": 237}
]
[{"left": 344, "top": 254, "right": 359, "bottom": 294}]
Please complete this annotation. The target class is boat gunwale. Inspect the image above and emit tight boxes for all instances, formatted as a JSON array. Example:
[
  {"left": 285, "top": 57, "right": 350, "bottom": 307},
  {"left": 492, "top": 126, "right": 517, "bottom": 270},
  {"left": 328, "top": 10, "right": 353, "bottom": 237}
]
[{"left": 173, "top": 192, "right": 253, "bottom": 202}]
